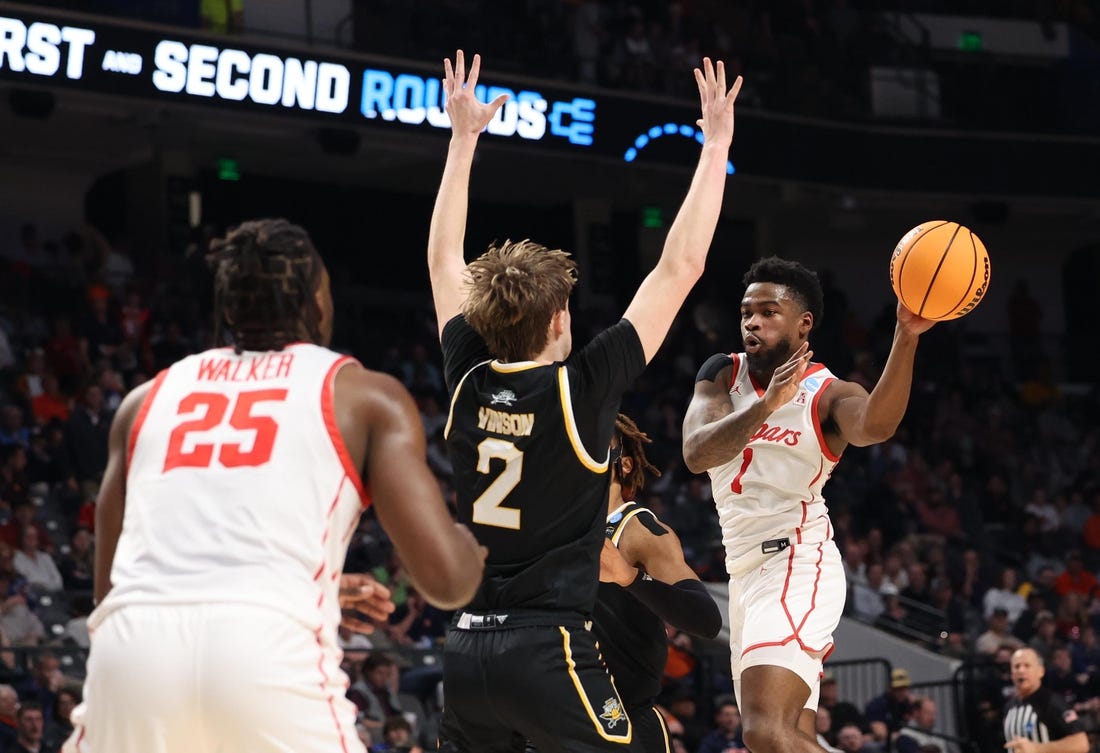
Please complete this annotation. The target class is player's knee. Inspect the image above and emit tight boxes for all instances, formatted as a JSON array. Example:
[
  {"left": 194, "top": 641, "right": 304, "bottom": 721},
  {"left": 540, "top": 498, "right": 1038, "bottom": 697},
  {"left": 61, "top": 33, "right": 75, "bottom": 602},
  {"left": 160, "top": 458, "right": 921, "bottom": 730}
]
[{"left": 742, "top": 720, "right": 790, "bottom": 753}]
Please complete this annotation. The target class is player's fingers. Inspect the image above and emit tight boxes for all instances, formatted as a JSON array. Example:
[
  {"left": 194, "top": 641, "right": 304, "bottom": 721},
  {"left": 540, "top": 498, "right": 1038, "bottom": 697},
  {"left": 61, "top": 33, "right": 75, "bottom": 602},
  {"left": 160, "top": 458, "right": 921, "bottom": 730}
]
[
  {"left": 455, "top": 49, "right": 466, "bottom": 87},
  {"left": 340, "top": 615, "right": 377, "bottom": 635},
  {"left": 468, "top": 52, "right": 482, "bottom": 90},
  {"left": 694, "top": 67, "right": 706, "bottom": 100},
  {"left": 444, "top": 57, "right": 454, "bottom": 84},
  {"left": 726, "top": 75, "right": 744, "bottom": 105},
  {"left": 488, "top": 93, "right": 509, "bottom": 117},
  {"left": 716, "top": 59, "right": 727, "bottom": 94}
]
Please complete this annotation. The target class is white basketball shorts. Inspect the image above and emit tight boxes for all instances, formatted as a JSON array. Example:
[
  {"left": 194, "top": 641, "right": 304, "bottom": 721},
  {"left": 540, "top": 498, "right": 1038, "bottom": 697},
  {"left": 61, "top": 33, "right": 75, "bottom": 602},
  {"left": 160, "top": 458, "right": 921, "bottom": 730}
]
[
  {"left": 64, "top": 603, "right": 363, "bottom": 753},
  {"left": 727, "top": 538, "right": 846, "bottom": 711}
]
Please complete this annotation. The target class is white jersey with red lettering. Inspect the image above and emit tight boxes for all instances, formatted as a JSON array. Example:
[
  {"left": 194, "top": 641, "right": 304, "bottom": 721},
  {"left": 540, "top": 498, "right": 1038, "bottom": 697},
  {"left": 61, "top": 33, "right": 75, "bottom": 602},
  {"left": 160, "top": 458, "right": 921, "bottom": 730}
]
[
  {"left": 709, "top": 354, "right": 840, "bottom": 576},
  {"left": 93, "top": 343, "right": 368, "bottom": 640}
]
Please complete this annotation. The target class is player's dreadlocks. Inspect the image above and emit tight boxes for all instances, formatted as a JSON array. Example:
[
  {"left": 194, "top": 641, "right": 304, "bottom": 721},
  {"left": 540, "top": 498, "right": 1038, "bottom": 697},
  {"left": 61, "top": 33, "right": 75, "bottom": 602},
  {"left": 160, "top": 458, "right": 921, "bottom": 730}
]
[
  {"left": 613, "top": 413, "right": 662, "bottom": 494},
  {"left": 207, "top": 219, "right": 324, "bottom": 353}
]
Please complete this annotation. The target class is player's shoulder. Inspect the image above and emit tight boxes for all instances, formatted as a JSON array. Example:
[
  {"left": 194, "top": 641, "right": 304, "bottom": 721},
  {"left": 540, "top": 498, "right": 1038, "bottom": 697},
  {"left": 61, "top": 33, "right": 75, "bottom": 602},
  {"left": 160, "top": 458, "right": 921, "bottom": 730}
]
[{"left": 695, "top": 352, "right": 737, "bottom": 384}]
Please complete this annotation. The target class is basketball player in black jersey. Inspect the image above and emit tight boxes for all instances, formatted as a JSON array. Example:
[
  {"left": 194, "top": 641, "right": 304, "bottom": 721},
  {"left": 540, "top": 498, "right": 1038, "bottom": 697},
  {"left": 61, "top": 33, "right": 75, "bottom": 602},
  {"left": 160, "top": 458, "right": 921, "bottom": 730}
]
[
  {"left": 428, "top": 50, "right": 741, "bottom": 753},
  {"left": 594, "top": 414, "right": 723, "bottom": 752}
]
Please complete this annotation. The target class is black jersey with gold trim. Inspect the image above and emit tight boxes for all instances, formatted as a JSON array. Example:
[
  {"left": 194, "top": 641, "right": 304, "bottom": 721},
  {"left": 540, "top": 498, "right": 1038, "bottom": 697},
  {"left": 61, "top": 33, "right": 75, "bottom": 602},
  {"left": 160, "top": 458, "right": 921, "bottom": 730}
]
[
  {"left": 441, "top": 315, "right": 645, "bottom": 614},
  {"left": 592, "top": 502, "right": 668, "bottom": 707}
]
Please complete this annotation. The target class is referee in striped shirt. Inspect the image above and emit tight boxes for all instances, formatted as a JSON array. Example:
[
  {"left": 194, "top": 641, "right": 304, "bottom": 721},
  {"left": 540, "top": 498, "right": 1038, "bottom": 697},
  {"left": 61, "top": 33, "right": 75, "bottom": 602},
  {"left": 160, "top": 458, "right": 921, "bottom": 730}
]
[{"left": 1003, "top": 647, "right": 1088, "bottom": 753}]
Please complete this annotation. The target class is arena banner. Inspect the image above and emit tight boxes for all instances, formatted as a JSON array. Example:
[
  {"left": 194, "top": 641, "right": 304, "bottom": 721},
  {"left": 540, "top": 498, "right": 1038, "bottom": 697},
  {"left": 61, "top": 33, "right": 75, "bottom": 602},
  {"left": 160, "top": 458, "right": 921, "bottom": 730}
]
[{"left": 0, "top": 5, "right": 1094, "bottom": 197}]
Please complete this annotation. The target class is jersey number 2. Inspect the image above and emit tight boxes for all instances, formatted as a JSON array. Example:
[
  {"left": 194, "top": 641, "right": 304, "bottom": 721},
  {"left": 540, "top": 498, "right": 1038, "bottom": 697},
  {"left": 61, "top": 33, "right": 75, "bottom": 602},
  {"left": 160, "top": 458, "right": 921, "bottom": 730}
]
[
  {"left": 472, "top": 438, "right": 523, "bottom": 530},
  {"left": 163, "top": 390, "right": 288, "bottom": 471}
]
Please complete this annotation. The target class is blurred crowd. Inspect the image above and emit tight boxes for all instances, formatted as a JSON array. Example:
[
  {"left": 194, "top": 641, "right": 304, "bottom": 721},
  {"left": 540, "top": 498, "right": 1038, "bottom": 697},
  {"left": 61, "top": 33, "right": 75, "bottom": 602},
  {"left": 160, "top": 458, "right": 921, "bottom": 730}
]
[{"left": 0, "top": 202, "right": 1097, "bottom": 753}]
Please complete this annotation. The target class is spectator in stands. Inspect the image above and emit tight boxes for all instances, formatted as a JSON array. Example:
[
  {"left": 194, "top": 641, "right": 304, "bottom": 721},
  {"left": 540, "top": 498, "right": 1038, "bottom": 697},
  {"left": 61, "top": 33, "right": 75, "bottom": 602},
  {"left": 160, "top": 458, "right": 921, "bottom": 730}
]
[
  {"left": 874, "top": 583, "right": 914, "bottom": 639},
  {"left": 1071, "top": 625, "right": 1100, "bottom": 676},
  {"left": 976, "top": 608, "right": 1026, "bottom": 656},
  {"left": 819, "top": 672, "right": 867, "bottom": 736},
  {"left": 1044, "top": 646, "right": 1088, "bottom": 707},
  {"left": 15, "top": 653, "right": 59, "bottom": 722},
  {"left": 815, "top": 706, "right": 843, "bottom": 752},
  {"left": 1055, "top": 551, "right": 1097, "bottom": 598},
  {"left": 12, "top": 526, "right": 61, "bottom": 593},
  {"left": 349, "top": 653, "right": 426, "bottom": 744},
  {"left": 1014, "top": 591, "right": 1051, "bottom": 643},
  {"left": 836, "top": 723, "right": 880, "bottom": 753},
  {"left": 0, "top": 544, "right": 44, "bottom": 646},
  {"left": 376, "top": 714, "right": 423, "bottom": 753},
  {"left": 1, "top": 500, "right": 53, "bottom": 554},
  {"left": 10, "top": 700, "right": 50, "bottom": 753},
  {"left": 696, "top": 697, "right": 745, "bottom": 753},
  {"left": 661, "top": 684, "right": 707, "bottom": 752},
  {"left": 901, "top": 562, "right": 933, "bottom": 607},
  {"left": 31, "top": 375, "right": 69, "bottom": 427},
  {"left": 1022, "top": 565, "right": 1061, "bottom": 614},
  {"left": 57, "top": 527, "right": 92, "bottom": 592},
  {"left": 985, "top": 566, "right": 1028, "bottom": 625},
  {"left": 0, "top": 444, "right": 30, "bottom": 510},
  {"left": 1055, "top": 591, "right": 1090, "bottom": 641},
  {"left": 852, "top": 563, "right": 887, "bottom": 622},
  {"left": 0, "top": 407, "right": 30, "bottom": 450},
  {"left": 865, "top": 668, "right": 913, "bottom": 744},
  {"left": 0, "top": 684, "right": 18, "bottom": 750},
  {"left": 929, "top": 579, "right": 968, "bottom": 657},
  {"left": 896, "top": 697, "right": 951, "bottom": 753},
  {"left": 64, "top": 383, "right": 110, "bottom": 485},
  {"left": 1029, "top": 611, "right": 1060, "bottom": 664},
  {"left": 45, "top": 687, "right": 76, "bottom": 748}
]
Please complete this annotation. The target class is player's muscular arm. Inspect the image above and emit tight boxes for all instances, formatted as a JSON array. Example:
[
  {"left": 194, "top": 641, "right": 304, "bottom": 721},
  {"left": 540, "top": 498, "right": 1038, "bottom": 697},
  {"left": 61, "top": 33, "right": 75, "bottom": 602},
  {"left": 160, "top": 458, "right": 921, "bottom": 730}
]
[
  {"left": 622, "top": 59, "right": 741, "bottom": 363},
  {"left": 354, "top": 370, "right": 485, "bottom": 610},
  {"left": 427, "top": 50, "right": 507, "bottom": 337},
  {"left": 94, "top": 380, "right": 154, "bottom": 605},
  {"left": 826, "top": 315, "right": 925, "bottom": 447},
  {"left": 606, "top": 519, "right": 722, "bottom": 639},
  {"left": 682, "top": 357, "right": 767, "bottom": 474}
]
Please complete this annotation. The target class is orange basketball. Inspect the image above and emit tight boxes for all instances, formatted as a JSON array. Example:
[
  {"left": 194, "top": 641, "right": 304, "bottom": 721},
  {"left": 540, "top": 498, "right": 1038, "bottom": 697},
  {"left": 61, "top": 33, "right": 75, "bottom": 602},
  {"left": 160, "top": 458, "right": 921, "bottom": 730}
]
[{"left": 889, "top": 220, "right": 991, "bottom": 321}]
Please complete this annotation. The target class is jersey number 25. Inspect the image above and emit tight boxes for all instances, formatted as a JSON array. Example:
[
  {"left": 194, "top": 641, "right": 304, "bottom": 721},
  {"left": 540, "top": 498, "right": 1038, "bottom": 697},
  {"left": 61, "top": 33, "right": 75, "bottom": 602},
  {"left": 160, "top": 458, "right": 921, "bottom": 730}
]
[{"left": 163, "top": 390, "right": 287, "bottom": 471}]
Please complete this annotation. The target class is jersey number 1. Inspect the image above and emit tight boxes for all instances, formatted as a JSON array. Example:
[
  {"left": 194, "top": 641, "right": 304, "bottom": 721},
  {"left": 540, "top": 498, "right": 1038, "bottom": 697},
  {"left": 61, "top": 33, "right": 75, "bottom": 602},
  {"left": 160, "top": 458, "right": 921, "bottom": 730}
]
[
  {"left": 730, "top": 447, "right": 754, "bottom": 494},
  {"left": 472, "top": 438, "right": 523, "bottom": 530},
  {"left": 163, "top": 390, "right": 288, "bottom": 471}
]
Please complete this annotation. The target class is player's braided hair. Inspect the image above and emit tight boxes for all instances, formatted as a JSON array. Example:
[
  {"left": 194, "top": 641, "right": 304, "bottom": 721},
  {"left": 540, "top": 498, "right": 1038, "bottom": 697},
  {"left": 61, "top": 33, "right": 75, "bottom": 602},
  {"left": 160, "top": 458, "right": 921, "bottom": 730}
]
[
  {"left": 207, "top": 219, "right": 324, "bottom": 353},
  {"left": 614, "top": 413, "right": 661, "bottom": 494}
]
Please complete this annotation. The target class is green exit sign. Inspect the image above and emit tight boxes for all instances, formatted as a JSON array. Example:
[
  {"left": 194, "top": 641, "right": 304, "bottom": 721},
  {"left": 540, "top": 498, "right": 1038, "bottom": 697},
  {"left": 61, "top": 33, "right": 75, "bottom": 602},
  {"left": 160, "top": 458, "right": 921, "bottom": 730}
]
[
  {"left": 217, "top": 157, "right": 241, "bottom": 181},
  {"left": 641, "top": 206, "right": 664, "bottom": 228},
  {"left": 959, "top": 31, "right": 982, "bottom": 52}
]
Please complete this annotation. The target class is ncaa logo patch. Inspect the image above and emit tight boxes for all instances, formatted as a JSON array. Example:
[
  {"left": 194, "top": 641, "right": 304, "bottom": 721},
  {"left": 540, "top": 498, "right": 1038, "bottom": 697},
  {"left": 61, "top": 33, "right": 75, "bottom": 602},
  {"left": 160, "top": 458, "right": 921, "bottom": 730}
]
[{"left": 804, "top": 377, "right": 822, "bottom": 393}]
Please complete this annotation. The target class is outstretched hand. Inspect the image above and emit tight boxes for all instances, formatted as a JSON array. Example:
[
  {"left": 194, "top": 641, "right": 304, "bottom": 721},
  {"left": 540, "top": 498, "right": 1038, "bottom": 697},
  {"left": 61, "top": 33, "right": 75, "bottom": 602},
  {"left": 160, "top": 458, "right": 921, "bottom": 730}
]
[
  {"left": 762, "top": 342, "right": 813, "bottom": 413},
  {"left": 338, "top": 573, "right": 395, "bottom": 634},
  {"left": 443, "top": 50, "right": 509, "bottom": 140},
  {"left": 694, "top": 58, "right": 743, "bottom": 148},
  {"left": 896, "top": 301, "right": 936, "bottom": 337}
]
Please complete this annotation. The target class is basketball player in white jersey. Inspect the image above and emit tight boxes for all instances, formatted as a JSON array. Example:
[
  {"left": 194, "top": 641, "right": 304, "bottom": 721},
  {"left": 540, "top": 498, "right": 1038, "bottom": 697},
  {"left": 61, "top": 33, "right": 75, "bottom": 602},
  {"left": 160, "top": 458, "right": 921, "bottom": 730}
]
[
  {"left": 682, "top": 256, "right": 935, "bottom": 753},
  {"left": 65, "top": 219, "right": 485, "bottom": 753}
]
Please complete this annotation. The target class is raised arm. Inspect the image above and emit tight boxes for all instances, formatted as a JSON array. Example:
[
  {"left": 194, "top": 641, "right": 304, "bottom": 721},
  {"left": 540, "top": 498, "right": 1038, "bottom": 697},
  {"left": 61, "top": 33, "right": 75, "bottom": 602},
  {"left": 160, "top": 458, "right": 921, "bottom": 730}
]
[
  {"left": 682, "top": 345, "right": 810, "bottom": 474},
  {"left": 354, "top": 368, "right": 485, "bottom": 610},
  {"left": 427, "top": 50, "right": 508, "bottom": 337},
  {"left": 823, "top": 303, "right": 934, "bottom": 448},
  {"left": 622, "top": 59, "right": 742, "bottom": 363},
  {"left": 94, "top": 380, "right": 154, "bottom": 604}
]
